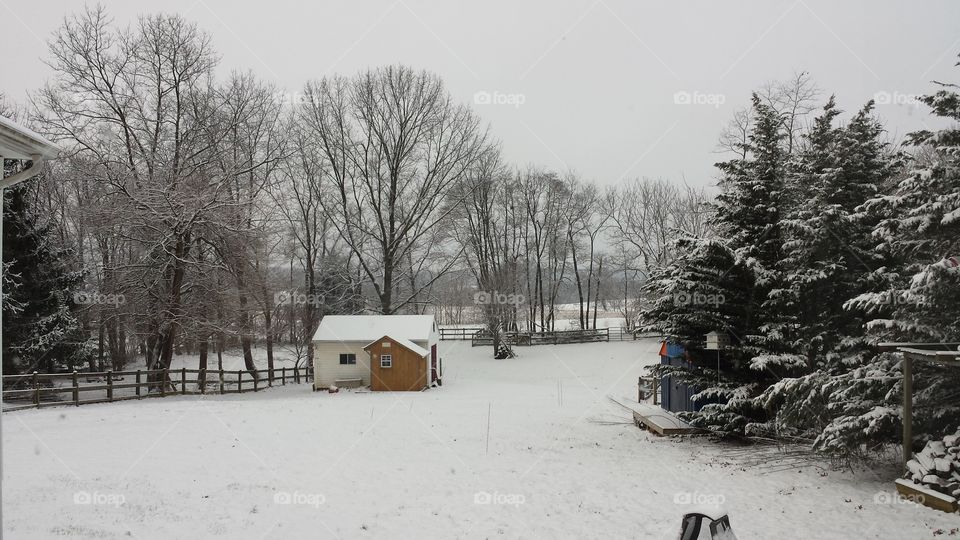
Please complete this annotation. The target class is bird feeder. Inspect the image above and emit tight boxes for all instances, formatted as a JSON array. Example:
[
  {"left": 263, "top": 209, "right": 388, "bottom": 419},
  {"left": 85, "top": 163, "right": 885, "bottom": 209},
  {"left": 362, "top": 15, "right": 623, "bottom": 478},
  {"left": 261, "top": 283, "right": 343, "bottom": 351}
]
[{"left": 705, "top": 331, "right": 730, "bottom": 350}]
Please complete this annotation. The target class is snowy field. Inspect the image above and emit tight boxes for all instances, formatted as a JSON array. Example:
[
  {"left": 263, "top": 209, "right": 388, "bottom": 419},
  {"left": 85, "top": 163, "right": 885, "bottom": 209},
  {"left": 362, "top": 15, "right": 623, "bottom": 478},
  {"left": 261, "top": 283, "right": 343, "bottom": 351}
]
[{"left": 3, "top": 339, "right": 957, "bottom": 539}]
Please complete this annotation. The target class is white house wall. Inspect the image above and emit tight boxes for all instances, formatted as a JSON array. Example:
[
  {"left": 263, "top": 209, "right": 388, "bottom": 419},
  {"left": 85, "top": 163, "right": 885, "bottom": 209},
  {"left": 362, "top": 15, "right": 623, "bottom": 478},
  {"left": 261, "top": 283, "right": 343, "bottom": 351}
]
[{"left": 313, "top": 341, "right": 372, "bottom": 388}]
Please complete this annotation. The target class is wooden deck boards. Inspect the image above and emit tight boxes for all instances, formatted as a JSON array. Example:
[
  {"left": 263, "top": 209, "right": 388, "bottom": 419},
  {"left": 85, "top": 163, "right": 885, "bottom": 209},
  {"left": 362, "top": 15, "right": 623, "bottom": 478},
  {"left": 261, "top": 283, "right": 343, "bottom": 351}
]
[{"left": 632, "top": 405, "right": 699, "bottom": 436}]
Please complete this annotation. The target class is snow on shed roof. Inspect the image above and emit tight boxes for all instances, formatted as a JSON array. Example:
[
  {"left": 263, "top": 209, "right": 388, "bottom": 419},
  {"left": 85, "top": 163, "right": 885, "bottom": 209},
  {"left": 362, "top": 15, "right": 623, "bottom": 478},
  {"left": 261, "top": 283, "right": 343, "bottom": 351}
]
[
  {"left": 363, "top": 335, "right": 428, "bottom": 357},
  {"left": 312, "top": 315, "right": 435, "bottom": 343}
]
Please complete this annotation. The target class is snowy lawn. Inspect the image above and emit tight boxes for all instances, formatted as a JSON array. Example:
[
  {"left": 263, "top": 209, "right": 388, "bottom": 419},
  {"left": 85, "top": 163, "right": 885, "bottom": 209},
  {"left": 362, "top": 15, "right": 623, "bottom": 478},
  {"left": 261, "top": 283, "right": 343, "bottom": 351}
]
[{"left": 3, "top": 339, "right": 957, "bottom": 539}]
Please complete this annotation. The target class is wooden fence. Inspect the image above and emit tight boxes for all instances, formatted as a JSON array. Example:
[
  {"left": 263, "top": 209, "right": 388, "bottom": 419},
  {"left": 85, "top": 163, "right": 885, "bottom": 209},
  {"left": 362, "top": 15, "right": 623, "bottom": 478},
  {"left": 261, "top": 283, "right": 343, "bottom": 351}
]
[
  {"left": 468, "top": 327, "right": 660, "bottom": 346},
  {"left": 1, "top": 365, "right": 314, "bottom": 412},
  {"left": 439, "top": 327, "right": 485, "bottom": 340},
  {"left": 471, "top": 328, "right": 610, "bottom": 347}
]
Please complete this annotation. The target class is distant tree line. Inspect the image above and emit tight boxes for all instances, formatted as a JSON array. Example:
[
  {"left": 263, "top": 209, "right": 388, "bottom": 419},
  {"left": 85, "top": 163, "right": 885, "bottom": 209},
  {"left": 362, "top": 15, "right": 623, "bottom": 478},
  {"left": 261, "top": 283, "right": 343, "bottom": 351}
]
[{"left": 2, "top": 6, "right": 707, "bottom": 373}]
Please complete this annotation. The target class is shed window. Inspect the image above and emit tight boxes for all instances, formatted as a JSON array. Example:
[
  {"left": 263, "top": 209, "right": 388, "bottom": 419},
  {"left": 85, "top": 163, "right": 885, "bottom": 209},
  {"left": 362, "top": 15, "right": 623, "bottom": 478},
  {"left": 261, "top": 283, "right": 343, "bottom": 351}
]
[
  {"left": 380, "top": 354, "right": 392, "bottom": 368},
  {"left": 339, "top": 353, "right": 356, "bottom": 365}
]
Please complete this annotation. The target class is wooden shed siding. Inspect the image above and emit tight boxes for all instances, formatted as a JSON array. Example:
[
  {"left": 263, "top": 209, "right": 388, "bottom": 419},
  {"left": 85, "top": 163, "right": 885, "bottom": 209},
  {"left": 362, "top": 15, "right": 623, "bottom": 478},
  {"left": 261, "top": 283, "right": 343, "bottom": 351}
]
[{"left": 368, "top": 337, "right": 428, "bottom": 391}]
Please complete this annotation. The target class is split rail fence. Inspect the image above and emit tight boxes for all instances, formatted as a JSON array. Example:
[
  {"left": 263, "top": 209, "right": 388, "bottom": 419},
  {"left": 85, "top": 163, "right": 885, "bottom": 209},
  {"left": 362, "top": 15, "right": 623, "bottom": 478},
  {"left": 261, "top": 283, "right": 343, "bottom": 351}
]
[
  {"left": 2, "top": 365, "right": 314, "bottom": 412},
  {"left": 463, "top": 327, "right": 659, "bottom": 346}
]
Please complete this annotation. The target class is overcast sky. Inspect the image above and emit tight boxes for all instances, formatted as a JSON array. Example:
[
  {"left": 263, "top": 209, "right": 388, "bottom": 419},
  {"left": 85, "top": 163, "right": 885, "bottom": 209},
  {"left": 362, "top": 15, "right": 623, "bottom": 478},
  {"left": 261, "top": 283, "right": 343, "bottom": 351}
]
[{"left": 2, "top": 0, "right": 958, "bottom": 188}]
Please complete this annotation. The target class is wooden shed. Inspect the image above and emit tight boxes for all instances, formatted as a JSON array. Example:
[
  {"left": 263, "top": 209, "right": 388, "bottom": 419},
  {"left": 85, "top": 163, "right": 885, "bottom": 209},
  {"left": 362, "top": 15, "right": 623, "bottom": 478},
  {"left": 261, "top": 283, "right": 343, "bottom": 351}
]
[
  {"left": 364, "top": 335, "right": 430, "bottom": 391},
  {"left": 311, "top": 315, "right": 440, "bottom": 391}
]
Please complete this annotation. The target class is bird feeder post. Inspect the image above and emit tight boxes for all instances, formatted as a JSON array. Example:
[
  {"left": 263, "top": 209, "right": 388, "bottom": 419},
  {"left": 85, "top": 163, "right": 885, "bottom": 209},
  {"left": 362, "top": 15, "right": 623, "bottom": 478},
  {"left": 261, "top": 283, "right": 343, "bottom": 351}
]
[{"left": 705, "top": 331, "right": 730, "bottom": 385}]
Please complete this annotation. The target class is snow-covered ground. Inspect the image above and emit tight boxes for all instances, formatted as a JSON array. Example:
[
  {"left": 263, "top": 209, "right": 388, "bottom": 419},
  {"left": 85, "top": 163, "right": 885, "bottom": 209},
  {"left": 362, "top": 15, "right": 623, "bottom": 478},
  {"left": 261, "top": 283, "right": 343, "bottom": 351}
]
[{"left": 3, "top": 339, "right": 957, "bottom": 539}]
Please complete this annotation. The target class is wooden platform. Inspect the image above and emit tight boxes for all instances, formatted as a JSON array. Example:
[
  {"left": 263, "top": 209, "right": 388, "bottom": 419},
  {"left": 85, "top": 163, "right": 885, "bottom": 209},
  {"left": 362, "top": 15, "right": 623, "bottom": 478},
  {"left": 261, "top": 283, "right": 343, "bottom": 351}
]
[
  {"left": 895, "top": 478, "right": 959, "bottom": 513},
  {"left": 632, "top": 405, "right": 699, "bottom": 436}
]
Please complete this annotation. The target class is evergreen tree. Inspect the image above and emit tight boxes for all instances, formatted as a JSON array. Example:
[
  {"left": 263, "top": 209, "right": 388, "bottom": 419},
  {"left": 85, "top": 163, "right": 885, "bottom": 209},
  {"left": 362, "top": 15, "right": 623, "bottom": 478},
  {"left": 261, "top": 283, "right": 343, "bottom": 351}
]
[
  {"left": 762, "top": 64, "right": 959, "bottom": 457},
  {"left": 2, "top": 171, "right": 92, "bottom": 374},
  {"left": 754, "top": 99, "right": 902, "bottom": 452},
  {"left": 842, "top": 66, "right": 960, "bottom": 451},
  {"left": 714, "top": 94, "right": 789, "bottom": 362},
  {"left": 639, "top": 237, "right": 762, "bottom": 433},
  {"left": 640, "top": 95, "right": 791, "bottom": 434}
]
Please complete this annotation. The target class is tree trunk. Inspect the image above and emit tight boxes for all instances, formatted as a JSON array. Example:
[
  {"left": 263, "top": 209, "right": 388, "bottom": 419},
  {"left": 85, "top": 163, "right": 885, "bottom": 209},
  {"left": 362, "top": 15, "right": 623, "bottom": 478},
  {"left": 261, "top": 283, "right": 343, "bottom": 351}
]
[
  {"left": 569, "top": 230, "right": 585, "bottom": 329},
  {"left": 198, "top": 339, "right": 208, "bottom": 391},
  {"left": 264, "top": 310, "right": 274, "bottom": 382}
]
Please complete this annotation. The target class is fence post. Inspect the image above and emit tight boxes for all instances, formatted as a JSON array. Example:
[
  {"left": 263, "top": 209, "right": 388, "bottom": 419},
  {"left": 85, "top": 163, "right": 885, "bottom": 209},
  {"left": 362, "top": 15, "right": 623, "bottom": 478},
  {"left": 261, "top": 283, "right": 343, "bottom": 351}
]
[
  {"left": 136, "top": 370, "right": 142, "bottom": 399},
  {"left": 219, "top": 369, "right": 225, "bottom": 395},
  {"left": 181, "top": 368, "right": 187, "bottom": 395},
  {"left": 237, "top": 370, "right": 242, "bottom": 393},
  {"left": 199, "top": 369, "right": 206, "bottom": 395},
  {"left": 107, "top": 370, "right": 113, "bottom": 402},
  {"left": 281, "top": 367, "right": 286, "bottom": 385},
  {"left": 254, "top": 372, "right": 259, "bottom": 392},
  {"left": 161, "top": 369, "right": 167, "bottom": 397},
  {"left": 73, "top": 371, "right": 79, "bottom": 406},
  {"left": 32, "top": 371, "right": 39, "bottom": 408}
]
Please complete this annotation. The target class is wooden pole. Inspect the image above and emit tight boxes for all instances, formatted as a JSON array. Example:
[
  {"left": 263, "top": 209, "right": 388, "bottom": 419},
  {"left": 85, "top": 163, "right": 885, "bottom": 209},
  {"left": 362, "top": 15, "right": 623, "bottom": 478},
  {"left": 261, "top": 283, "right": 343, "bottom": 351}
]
[
  {"left": 161, "top": 369, "right": 167, "bottom": 397},
  {"left": 72, "top": 371, "right": 79, "bottom": 406},
  {"left": 181, "top": 368, "right": 186, "bottom": 395},
  {"left": 106, "top": 370, "right": 113, "bottom": 402},
  {"left": 136, "top": 370, "right": 141, "bottom": 399},
  {"left": 903, "top": 354, "right": 913, "bottom": 470},
  {"left": 219, "top": 369, "right": 225, "bottom": 395},
  {"left": 281, "top": 367, "right": 286, "bottom": 385},
  {"left": 237, "top": 370, "right": 242, "bottom": 393},
  {"left": 199, "top": 369, "right": 206, "bottom": 395},
  {"left": 32, "top": 371, "right": 39, "bottom": 408}
]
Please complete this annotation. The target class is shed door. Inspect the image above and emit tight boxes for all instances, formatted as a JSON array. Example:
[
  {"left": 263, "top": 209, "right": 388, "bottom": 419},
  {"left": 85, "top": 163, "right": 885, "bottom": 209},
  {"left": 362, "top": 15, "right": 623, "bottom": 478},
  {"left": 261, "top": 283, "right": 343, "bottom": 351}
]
[{"left": 431, "top": 344, "right": 438, "bottom": 382}]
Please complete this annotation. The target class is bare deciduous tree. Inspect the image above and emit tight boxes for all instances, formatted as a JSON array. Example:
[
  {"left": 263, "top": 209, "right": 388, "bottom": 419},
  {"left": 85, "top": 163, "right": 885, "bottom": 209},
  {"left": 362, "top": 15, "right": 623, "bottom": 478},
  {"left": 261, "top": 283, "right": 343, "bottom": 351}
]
[{"left": 299, "top": 66, "right": 489, "bottom": 314}]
